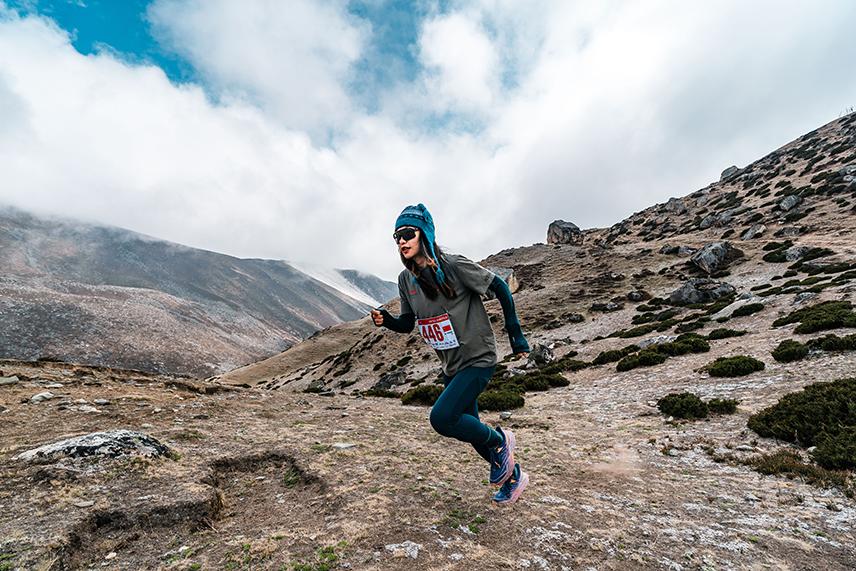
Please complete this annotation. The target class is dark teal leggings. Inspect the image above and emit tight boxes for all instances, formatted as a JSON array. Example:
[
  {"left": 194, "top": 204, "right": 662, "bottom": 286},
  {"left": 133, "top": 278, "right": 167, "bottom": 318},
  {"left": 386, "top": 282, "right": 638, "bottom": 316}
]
[{"left": 429, "top": 365, "right": 499, "bottom": 463}]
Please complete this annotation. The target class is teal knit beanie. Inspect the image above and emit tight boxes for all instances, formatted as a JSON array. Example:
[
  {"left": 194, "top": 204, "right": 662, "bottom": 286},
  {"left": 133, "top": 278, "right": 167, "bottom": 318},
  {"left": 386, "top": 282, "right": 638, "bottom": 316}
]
[{"left": 395, "top": 203, "right": 446, "bottom": 285}]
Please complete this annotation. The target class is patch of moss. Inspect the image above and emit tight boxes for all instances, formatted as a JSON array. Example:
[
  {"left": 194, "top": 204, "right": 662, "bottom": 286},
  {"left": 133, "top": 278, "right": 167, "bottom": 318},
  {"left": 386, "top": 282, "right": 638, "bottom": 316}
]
[
  {"left": 616, "top": 349, "right": 668, "bottom": 371},
  {"left": 771, "top": 339, "right": 809, "bottom": 362},
  {"left": 748, "top": 450, "right": 853, "bottom": 496},
  {"left": 706, "top": 355, "right": 765, "bottom": 377},
  {"left": 400, "top": 384, "right": 443, "bottom": 406},
  {"left": 808, "top": 333, "right": 856, "bottom": 351},
  {"left": 706, "top": 328, "right": 746, "bottom": 340},
  {"left": 731, "top": 303, "right": 765, "bottom": 318},
  {"left": 478, "top": 390, "right": 525, "bottom": 411},
  {"left": 657, "top": 392, "right": 708, "bottom": 419},
  {"left": 772, "top": 300, "right": 856, "bottom": 333}
]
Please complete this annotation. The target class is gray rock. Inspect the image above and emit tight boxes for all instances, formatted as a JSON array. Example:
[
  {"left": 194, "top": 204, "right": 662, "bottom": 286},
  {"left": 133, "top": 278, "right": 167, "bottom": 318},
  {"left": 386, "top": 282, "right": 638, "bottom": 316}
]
[
  {"left": 371, "top": 371, "right": 407, "bottom": 392},
  {"left": 664, "top": 198, "right": 687, "bottom": 215},
  {"left": 77, "top": 405, "right": 100, "bottom": 413},
  {"left": 774, "top": 226, "right": 803, "bottom": 238},
  {"left": 332, "top": 443, "right": 357, "bottom": 450},
  {"left": 659, "top": 244, "right": 679, "bottom": 255},
  {"left": 784, "top": 245, "right": 812, "bottom": 262},
  {"left": 547, "top": 220, "right": 584, "bottom": 245},
  {"left": 793, "top": 292, "right": 818, "bottom": 305},
  {"left": 74, "top": 500, "right": 95, "bottom": 508},
  {"left": 385, "top": 541, "right": 422, "bottom": 559},
  {"left": 720, "top": 165, "right": 740, "bottom": 181},
  {"left": 591, "top": 302, "right": 623, "bottom": 312},
  {"left": 779, "top": 195, "right": 802, "bottom": 211},
  {"left": 499, "top": 411, "right": 513, "bottom": 421},
  {"left": 677, "top": 246, "right": 697, "bottom": 256},
  {"left": 714, "top": 212, "right": 734, "bottom": 227},
  {"left": 29, "top": 391, "right": 55, "bottom": 404},
  {"left": 0, "top": 404, "right": 8, "bottom": 413},
  {"left": 711, "top": 297, "right": 764, "bottom": 320},
  {"left": 740, "top": 223, "right": 766, "bottom": 240},
  {"left": 669, "top": 278, "right": 736, "bottom": 305},
  {"left": 637, "top": 335, "right": 677, "bottom": 349},
  {"left": 93, "top": 399, "right": 110, "bottom": 406},
  {"left": 699, "top": 214, "right": 716, "bottom": 230},
  {"left": 483, "top": 267, "right": 518, "bottom": 300},
  {"left": 305, "top": 379, "right": 326, "bottom": 393},
  {"left": 564, "top": 313, "right": 584, "bottom": 323},
  {"left": 15, "top": 429, "right": 170, "bottom": 463},
  {"left": 627, "top": 290, "right": 649, "bottom": 302},
  {"left": 690, "top": 241, "right": 744, "bottom": 274},
  {"left": 0, "top": 375, "right": 19, "bottom": 386},
  {"left": 528, "top": 344, "right": 555, "bottom": 367}
]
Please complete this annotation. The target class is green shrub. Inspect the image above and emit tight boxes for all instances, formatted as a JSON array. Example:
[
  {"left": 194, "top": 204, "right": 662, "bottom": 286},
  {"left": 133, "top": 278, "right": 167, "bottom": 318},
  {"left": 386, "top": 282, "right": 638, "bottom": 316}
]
[
  {"left": 593, "top": 346, "right": 638, "bottom": 365},
  {"left": 401, "top": 384, "right": 443, "bottom": 406},
  {"left": 616, "top": 349, "right": 668, "bottom": 371},
  {"left": 708, "top": 398, "right": 740, "bottom": 414},
  {"left": 747, "top": 378, "right": 856, "bottom": 448},
  {"left": 706, "top": 328, "right": 746, "bottom": 340},
  {"left": 478, "top": 390, "right": 525, "bottom": 411},
  {"left": 807, "top": 333, "right": 856, "bottom": 352},
  {"left": 658, "top": 333, "right": 710, "bottom": 356},
  {"left": 675, "top": 320, "right": 704, "bottom": 333},
  {"left": 614, "top": 323, "right": 660, "bottom": 338},
  {"left": 706, "top": 355, "right": 765, "bottom": 377},
  {"left": 748, "top": 450, "right": 853, "bottom": 495},
  {"left": 731, "top": 303, "right": 765, "bottom": 318},
  {"left": 657, "top": 392, "right": 708, "bottom": 419},
  {"left": 762, "top": 251, "right": 787, "bottom": 263},
  {"left": 771, "top": 339, "right": 809, "bottom": 362},
  {"left": 772, "top": 301, "right": 856, "bottom": 333},
  {"left": 541, "top": 356, "right": 590, "bottom": 374},
  {"left": 811, "top": 427, "right": 856, "bottom": 470}
]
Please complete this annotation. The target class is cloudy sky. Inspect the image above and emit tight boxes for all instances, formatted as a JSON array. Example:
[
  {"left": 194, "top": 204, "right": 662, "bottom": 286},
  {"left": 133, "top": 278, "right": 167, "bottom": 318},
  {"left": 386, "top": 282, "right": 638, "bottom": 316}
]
[{"left": 1, "top": 0, "right": 855, "bottom": 280}]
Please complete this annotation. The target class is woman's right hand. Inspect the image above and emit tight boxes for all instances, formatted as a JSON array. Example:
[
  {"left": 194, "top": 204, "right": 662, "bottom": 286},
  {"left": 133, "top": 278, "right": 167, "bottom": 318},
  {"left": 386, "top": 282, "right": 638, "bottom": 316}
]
[{"left": 371, "top": 309, "right": 384, "bottom": 326}]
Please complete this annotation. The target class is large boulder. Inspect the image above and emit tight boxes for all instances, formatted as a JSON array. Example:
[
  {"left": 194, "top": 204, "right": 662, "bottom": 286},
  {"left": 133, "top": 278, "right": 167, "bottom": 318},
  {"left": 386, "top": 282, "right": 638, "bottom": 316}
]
[
  {"left": 547, "top": 220, "right": 584, "bottom": 245},
  {"left": 669, "top": 278, "right": 736, "bottom": 305},
  {"left": 740, "top": 223, "right": 766, "bottom": 241},
  {"left": 15, "top": 430, "right": 170, "bottom": 463},
  {"left": 779, "top": 195, "right": 803, "bottom": 211},
  {"left": 690, "top": 241, "right": 744, "bottom": 274},
  {"left": 371, "top": 371, "right": 407, "bottom": 392},
  {"left": 664, "top": 198, "right": 687, "bottom": 215},
  {"left": 720, "top": 165, "right": 740, "bottom": 181},
  {"left": 483, "top": 267, "right": 518, "bottom": 300}
]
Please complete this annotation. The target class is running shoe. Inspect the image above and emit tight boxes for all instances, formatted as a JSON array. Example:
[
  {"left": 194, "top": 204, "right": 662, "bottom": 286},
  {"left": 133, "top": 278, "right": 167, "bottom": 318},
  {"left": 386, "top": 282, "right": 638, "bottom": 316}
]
[
  {"left": 489, "top": 426, "right": 516, "bottom": 485},
  {"left": 492, "top": 463, "right": 529, "bottom": 505}
]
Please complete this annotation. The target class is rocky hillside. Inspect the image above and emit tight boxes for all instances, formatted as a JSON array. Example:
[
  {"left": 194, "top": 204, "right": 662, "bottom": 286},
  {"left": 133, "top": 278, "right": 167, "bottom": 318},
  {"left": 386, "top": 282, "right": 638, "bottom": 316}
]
[
  {"left": 1, "top": 113, "right": 854, "bottom": 570},
  {"left": 0, "top": 207, "right": 387, "bottom": 376}
]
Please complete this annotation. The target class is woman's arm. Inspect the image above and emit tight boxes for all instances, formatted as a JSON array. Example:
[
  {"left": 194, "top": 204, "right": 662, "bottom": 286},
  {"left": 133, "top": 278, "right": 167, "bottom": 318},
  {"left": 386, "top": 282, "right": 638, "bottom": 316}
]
[
  {"left": 376, "top": 309, "right": 415, "bottom": 333},
  {"left": 487, "top": 275, "right": 530, "bottom": 354}
]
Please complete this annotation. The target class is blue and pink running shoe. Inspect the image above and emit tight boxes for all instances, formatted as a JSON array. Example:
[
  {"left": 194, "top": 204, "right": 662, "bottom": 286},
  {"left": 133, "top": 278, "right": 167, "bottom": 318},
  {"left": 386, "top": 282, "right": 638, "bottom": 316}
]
[
  {"left": 489, "top": 427, "right": 516, "bottom": 485},
  {"left": 493, "top": 463, "right": 529, "bottom": 505}
]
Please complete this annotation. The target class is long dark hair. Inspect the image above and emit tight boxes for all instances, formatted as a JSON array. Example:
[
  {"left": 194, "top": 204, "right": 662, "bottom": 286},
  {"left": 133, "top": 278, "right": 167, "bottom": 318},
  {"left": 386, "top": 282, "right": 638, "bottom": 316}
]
[{"left": 400, "top": 235, "right": 457, "bottom": 301}]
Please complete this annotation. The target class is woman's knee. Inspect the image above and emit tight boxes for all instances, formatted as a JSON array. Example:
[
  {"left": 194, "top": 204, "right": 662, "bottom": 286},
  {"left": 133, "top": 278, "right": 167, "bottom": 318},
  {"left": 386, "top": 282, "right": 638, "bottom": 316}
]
[{"left": 429, "top": 404, "right": 455, "bottom": 436}]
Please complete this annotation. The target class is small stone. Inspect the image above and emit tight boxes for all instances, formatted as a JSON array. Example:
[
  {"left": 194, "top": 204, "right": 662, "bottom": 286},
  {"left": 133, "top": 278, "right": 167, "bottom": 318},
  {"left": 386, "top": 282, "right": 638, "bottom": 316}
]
[
  {"left": 385, "top": 541, "right": 422, "bottom": 559},
  {"left": 744, "top": 492, "right": 760, "bottom": 502},
  {"left": 333, "top": 443, "right": 357, "bottom": 450},
  {"left": 779, "top": 195, "right": 802, "bottom": 211},
  {"left": 29, "top": 391, "right": 55, "bottom": 404},
  {"left": 41, "top": 382, "right": 64, "bottom": 389},
  {"left": 74, "top": 500, "right": 95, "bottom": 508},
  {"left": 105, "top": 552, "right": 117, "bottom": 560},
  {"left": 500, "top": 411, "right": 513, "bottom": 421},
  {"left": 94, "top": 399, "right": 110, "bottom": 406},
  {"left": 449, "top": 553, "right": 464, "bottom": 561},
  {"left": 77, "top": 405, "right": 100, "bottom": 413},
  {"left": 0, "top": 375, "right": 20, "bottom": 385},
  {"left": 735, "top": 445, "right": 754, "bottom": 452}
]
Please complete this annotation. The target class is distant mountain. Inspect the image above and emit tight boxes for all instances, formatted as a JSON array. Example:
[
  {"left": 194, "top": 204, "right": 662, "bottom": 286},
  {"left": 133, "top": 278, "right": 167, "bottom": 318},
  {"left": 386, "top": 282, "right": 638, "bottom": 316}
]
[
  {"left": 0, "top": 206, "right": 377, "bottom": 376},
  {"left": 289, "top": 262, "right": 397, "bottom": 307}
]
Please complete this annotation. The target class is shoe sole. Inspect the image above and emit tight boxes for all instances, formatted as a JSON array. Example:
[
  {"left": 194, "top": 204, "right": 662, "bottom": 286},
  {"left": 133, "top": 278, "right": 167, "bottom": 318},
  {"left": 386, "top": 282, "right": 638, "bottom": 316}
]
[
  {"left": 491, "top": 428, "right": 517, "bottom": 485},
  {"left": 493, "top": 471, "right": 529, "bottom": 505}
]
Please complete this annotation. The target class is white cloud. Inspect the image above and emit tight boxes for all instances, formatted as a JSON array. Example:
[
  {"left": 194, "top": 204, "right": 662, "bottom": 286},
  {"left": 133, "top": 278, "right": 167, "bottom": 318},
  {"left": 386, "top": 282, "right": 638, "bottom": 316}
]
[
  {"left": 147, "top": 0, "right": 368, "bottom": 137},
  {"left": 1, "top": 0, "right": 856, "bottom": 285}
]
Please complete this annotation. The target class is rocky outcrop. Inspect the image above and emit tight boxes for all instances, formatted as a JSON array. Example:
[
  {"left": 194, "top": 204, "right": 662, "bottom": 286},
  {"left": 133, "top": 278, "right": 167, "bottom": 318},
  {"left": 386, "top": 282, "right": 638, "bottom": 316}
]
[
  {"left": 720, "top": 165, "right": 740, "bottom": 181},
  {"left": 690, "top": 242, "right": 744, "bottom": 274},
  {"left": 669, "top": 278, "right": 736, "bottom": 305},
  {"left": 15, "top": 430, "right": 170, "bottom": 463},
  {"left": 547, "top": 220, "right": 584, "bottom": 245},
  {"left": 740, "top": 223, "right": 766, "bottom": 241},
  {"left": 779, "top": 195, "right": 803, "bottom": 211}
]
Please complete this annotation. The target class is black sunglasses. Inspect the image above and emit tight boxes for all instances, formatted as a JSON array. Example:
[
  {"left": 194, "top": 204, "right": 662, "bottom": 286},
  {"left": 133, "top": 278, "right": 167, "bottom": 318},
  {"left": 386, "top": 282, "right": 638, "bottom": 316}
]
[{"left": 393, "top": 228, "right": 418, "bottom": 242}]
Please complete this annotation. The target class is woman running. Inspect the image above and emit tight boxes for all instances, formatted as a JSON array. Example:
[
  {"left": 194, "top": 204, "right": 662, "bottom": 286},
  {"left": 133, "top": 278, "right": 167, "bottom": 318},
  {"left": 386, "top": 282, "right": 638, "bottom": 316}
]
[{"left": 371, "top": 203, "right": 531, "bottom": 504}]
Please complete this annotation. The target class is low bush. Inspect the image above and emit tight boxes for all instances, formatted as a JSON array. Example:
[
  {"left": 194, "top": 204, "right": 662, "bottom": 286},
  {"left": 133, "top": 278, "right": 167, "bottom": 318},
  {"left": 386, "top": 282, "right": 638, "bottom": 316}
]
[
  {"left": 771, "top": 339, "right": 809, "bottom": 362},
  {"left": 748, "top": 450, "right": 853, "bottom": 496},
  {"left": 478, "top": 390, "right": 525, "bottom": 411},
  {"left": 706, "top": 328, "right": 746, "bottom": 340},
  {"left": 657, "top": 333, "right": 710, "bottom": 356},
  {"left": 675, "top": 320, "right": 704, "bottom": 333},
  {"left": 812, "top": 427, "right": 856, "bottom": 470},
  {"left": 706, "top": 355, "right": 765, "bottom": 377},
  {"left": 541, "top": 356, "right": 590, "bottom": 374},
  {"left": 748, "top": 377, "right": 856, "bottom": 450},
  {"left": 657, "top": 392, "right": 708, "bottom": 419},
  {"left": 400, "top": 384, "right": 443, "bottom": 406},
  {"left": 772, "top": 301, "right": 856, "bottom": 334},
  {"left": 807, "top": 333, "right": 856, "bottom": 352},
  {"left": 616, "top": 349, "right": 668, "bottom": 371},
  {"left": 731, "top": 303, "right": 765, "bottom": 318},
  {"left": 708, "top": 398, "right": 740, "bottom": 414},
  {"left": 593, "top": 346, "right": 639, "bottom": 365}
]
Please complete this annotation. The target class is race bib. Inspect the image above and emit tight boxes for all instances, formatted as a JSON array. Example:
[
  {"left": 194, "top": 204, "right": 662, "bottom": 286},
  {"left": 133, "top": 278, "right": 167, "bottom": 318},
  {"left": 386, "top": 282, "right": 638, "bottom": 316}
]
[{"left": 417, "top": 313, "right": 460, "bottom": 350}]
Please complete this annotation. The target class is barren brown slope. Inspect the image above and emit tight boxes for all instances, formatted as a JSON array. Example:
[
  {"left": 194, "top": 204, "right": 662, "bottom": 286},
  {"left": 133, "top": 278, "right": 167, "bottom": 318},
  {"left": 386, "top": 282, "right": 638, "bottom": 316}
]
[{"left": 1, "top": 113, "right": 855, "bottom": 570}]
